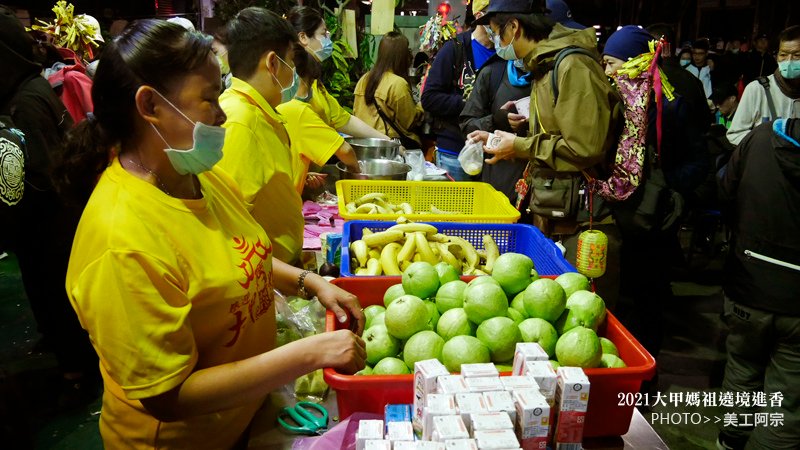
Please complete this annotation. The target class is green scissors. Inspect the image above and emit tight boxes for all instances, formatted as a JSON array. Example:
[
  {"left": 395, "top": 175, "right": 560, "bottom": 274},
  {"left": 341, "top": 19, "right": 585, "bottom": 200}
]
[{"left": 277, "top": 401, "right": 329, "bottom": 436}]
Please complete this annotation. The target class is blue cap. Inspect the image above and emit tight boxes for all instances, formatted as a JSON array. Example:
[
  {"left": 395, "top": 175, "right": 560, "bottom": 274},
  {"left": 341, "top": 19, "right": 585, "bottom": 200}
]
[
  {"left": 603, "top": 25, "right": 653, "bottom": 61},
  {"left": 546, "top": 0, "right": 585, "bottom": 30},
  {"left": 473, "top": 0, "right": 546, "bottom": 25}
]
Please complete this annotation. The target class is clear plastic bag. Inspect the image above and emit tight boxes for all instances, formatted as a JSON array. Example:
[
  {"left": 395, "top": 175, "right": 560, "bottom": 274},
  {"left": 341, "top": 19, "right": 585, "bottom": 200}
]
[
  {"left": 274, "top": 290, "right": 329, "bottom": 401},
  {"left": 404, "top": 149, "right": 425, "bottom": 181},
  {"left": 458, "top": 138, "right": 484, "bottom": 175}
]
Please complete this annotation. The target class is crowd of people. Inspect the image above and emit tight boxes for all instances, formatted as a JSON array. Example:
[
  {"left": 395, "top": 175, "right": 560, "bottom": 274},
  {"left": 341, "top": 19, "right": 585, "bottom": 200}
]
[{"left": 0, "top": 0, "right": 798, "bottom": 448}]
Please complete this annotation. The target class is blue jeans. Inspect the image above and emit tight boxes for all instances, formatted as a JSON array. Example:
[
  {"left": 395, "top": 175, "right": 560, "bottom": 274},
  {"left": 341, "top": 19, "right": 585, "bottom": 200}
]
[{"left": 435, "top": 149, "right": 471, "bottom": 181}]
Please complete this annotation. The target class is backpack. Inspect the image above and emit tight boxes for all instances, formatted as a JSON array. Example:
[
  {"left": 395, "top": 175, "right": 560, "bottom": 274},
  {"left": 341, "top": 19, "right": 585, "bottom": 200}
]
[
  {"left": 45, "top": 48, "right": 93, "bottom": 125},
  {"left": 0, "top": 115, "right": 26, "bottom": 208},
  {"left": 757, "top": 76, "right": 778, "bottom": 120}
]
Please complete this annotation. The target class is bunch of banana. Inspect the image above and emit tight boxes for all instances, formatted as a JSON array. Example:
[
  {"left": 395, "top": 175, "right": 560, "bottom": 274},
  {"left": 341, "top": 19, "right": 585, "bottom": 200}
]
[
  {"left": 344, "top": 193, "right": 459, "bottom": 216},
  {"left": 348, "top": 221, "right": 505, "bottom": 276}
]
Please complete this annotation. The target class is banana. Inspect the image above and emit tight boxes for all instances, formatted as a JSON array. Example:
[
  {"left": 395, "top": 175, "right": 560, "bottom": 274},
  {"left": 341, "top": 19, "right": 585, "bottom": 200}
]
[
  {"left": 375, "top": 204, "right": 391, "bottom": 215},
  {"left": 355, "top": 203, "right": 377, "bottom": 214},
  {"left": 477, "top": 249, "right": 487, "bottom": 261},
  {"left": 448, "top": 236, "right": 479, "bottom": 271},
  {"left": 438, "top": 243, "right": 461, "bottom": 272},
  {"left": 399, "top": 260, "right": 411, "bottom": 272},
  {"left": 355, "top": 192, "right": 389, "bottom": 206},
  {"left": 432, "top": 245, "right": 440, "bottom": 257},
  {"left": 368, "top": 249, "right": 381, "bottom": 260},
  {"left": 355, "top": 268, "right": 368, "bottom": 276},
  {"left": 365, "top": 258, "right": 383, "bottom": 276},
  {"left": 413, "top": 253, "right": 422, "bottom": 262},
  {"left": 430, "top": 205, "right": 459, "bottom": 215},
  {"left": 399, "top": 202, "right": 413, "bottom": 215},
  {"left": 397, "top": 233, "right": 417, "bottom": 262},
  {"left": 350, "top": 240, "right": 368, "bottom": 268},
  {"left": 380, "top": 243, "right": 403, "bottom": 275},
  {"left": 482, "top": 234, "right": 500, "bottom": 274},
  {"left": 428, "top": 233, "right": 449, "bottom": 243},
  {"left": 362, "top": 230, "right": 405, "bottom": 248},
  {"left": 415, "top": 232, "right": 438, "bottom": 265},
  {"left": 346, "top": 202, "right": 357, "bottom": 213},
  {"left": 473, "top": 268, "right": 489, "bottom": 276},
  {"left": 362, "top": 228, "right": 373, "bottom": 236},
  {"left": 396, "top": 216, "right": 410, "bottom": 224},
  {"left": 387, "top": 223, "right": 439, "bottom": 235}
]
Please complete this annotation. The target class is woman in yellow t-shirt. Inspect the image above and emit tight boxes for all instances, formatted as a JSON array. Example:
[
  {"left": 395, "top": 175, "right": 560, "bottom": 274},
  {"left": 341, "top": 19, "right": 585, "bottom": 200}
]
[
  {"left": 354, "top": 32, "right": 425, "bottom": 148},
  {"left": 53, "top": 19, "right": 365, "bottom": 449}
]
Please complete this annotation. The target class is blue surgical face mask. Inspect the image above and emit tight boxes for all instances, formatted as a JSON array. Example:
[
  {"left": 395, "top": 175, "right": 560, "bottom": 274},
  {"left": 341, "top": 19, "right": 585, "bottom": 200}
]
[
  {"left": 680, "top": 59, "right": 691, "bottom": 68},
  {"left": 151, "top": 90, "right": 226, "bottom": 175},
  {"left": 494, "top": 34, "right": 518, "bottom": 61},
  {"left": 778, "top": 60, "right": 800, "bottom": 79},
  {"left": 271, "top": 56, "right": 299, "bottom": 103},
  {"left": 314, "top": 35, "right": 334, "bottom": 62}
]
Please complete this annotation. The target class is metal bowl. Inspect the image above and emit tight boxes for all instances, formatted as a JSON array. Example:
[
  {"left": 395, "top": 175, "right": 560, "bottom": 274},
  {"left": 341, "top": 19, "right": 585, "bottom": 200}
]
[
  {"left": 337, "top": 160, "right": 411, "bottom": 181},
  {"left": 346, "top": 138, "right": 402, "bottom": 161}
]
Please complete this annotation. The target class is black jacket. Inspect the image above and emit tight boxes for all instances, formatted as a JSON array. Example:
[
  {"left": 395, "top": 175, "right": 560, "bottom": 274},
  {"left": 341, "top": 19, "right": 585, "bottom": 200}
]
[
  {"left": 719, "top": 120, "right": 800, "bottom": 315},
  {"left": 459, "top": 57, "right": 530, "bottom": 203},
  {"left": 421, "top": 31, "right": 475, "bottom": 152},
  {"left": 741, "top": 50, "right": 778, "bottom": 86}
]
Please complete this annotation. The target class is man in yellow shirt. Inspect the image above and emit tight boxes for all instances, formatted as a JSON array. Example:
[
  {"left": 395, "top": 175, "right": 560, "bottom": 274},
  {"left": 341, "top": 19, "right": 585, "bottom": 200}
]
[{"left": 218, "top": 8, "right": 304, "bottom": 264}]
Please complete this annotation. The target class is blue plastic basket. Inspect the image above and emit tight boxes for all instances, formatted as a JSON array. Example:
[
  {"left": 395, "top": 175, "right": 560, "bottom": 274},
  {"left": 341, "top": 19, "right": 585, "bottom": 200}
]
[{"left": 340, "top": 221, "right": 575, "bottom": 277}]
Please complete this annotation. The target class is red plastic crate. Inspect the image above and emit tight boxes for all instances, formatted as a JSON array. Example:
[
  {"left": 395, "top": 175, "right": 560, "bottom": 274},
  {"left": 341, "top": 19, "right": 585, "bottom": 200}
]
[{"left": 323, "top": 277, "right": 657, "bottom": 437}]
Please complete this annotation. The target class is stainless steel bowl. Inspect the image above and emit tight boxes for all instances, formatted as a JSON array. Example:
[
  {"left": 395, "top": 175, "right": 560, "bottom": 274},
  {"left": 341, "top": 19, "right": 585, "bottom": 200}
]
[
  {"left": 346, "top": 138, "right": 402, "bottom": 161},
  {"left": 336, "top": 160, "right": 411, "bottom": 181}
]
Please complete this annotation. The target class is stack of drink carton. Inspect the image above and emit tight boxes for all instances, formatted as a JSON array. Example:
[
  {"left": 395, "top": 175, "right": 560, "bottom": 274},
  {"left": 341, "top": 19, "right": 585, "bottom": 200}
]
[{"left": 355, "top": 344, "right": 591, "bottom": 450}]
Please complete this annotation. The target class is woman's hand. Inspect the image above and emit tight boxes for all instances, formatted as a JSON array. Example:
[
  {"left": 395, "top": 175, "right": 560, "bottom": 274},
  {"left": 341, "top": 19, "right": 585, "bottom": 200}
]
[
  {"left": 466, "top": 130, "right": 490, "bottom": 145},
  {"left": 483, "top": 130, "right": 517, "bottom": 164},
  {"left": 303, "top": 330, "right": 366, "bottom": 374},
  {"left": 314, "top": 281, "right": 365, "bottom": 336},
  {"left": 305, "top": 172, "right": 327, "bottom": 189}
]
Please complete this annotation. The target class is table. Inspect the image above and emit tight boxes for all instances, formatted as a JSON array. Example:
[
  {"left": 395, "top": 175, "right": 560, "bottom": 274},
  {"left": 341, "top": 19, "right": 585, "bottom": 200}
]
[{"left": 247, "top": 391, "right": 668, "bottom": 449}]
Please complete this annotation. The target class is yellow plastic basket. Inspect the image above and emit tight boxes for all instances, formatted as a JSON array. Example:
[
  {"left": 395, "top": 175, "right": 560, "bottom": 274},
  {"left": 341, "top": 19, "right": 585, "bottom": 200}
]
[{"left": 335, "top": 180, "right": 521, "bottom": 223}]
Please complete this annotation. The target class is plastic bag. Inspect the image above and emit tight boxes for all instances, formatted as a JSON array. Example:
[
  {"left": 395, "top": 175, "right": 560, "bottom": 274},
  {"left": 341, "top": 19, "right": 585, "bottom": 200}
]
[
  {"left": 458, "top": 138, "right": 484, "bottom": 175},
  {"left": 405, "top": 149, "right": 425, "bottom": 181},
  {"left": 274, "top": 290, "right": 329, "bottom": 401}
]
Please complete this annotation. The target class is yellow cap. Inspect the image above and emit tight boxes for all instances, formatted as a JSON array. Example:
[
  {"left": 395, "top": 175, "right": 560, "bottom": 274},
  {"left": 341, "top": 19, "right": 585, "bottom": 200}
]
[{"left": 472, "top": 0, "right": 490, "bottom": 15}]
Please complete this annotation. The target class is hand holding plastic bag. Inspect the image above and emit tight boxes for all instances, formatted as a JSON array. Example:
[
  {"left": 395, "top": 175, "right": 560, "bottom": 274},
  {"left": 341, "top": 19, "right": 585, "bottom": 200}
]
[{"left": 458, "top": 138, "right": 484, "bottom": 175}]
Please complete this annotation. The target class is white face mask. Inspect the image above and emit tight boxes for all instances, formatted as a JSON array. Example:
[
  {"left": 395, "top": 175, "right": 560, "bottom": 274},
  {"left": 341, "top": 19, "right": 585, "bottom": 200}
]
[{"left": 150, "top": 90, "right": 226, "bottom": 175}]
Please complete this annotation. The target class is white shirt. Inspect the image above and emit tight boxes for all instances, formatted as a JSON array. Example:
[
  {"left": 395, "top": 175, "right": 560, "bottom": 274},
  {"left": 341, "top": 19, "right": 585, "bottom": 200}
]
[
  {"left": 727, "top": 75, "right": 800, "bottom": 145},
  {"left": 685, "top": 64, "right": 713, "bottom": 98}
]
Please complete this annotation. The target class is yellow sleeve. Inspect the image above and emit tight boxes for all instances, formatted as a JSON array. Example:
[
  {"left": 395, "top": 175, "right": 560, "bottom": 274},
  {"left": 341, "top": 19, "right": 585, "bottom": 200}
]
[
  {"left": 219, "top": 122, "right": 272, "bottom": 211},
  {"left": 295, "top": 107, "right": 345, "bottom": 166},
  {"left": 70, "top": 249, "right": 197, "bottom": 400},
  {"left": 316, "top": 82, "right": 351, "bottom": 129}
]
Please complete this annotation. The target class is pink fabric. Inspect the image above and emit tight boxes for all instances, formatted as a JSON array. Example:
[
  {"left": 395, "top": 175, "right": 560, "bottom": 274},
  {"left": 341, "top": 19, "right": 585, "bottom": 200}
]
[{"left": 303, "top": 201, "right": 344, "bottom": 250}]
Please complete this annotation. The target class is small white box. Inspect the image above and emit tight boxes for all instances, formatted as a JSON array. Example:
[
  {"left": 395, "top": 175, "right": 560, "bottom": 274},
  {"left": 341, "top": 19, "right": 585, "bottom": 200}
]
[
  {"left": 394, "top": 442, "right": 418, "bottom": 450},
  {"left": 500, "top": 376, "right": 539, "bottom": 392},
  {"left": 460, "top": 363, "right": 499, "bottom": 378},
  {"left": 465, "top": 376, "right": 504, "bottom": 393},
  {"left": 432, "top": 415, "right": 470, "bottom": 441},
  {"left": 417, "top": 443, "right": 447, "bottom": 450},
  {"left": 470, "top": 412, "right": 514, "bottom": 435},
  {"left": 438, "top": 375, "right": 470, "bottom": 395},
  {"left": 514, "top": 96, "right": 531, "bottom": 120},
  {"left": 414, "top": 359, "right": 451, "bottom": 435},
  {"left": 356, "top": 420, "right": 385, "bottom": 450},
  {"left": 553, "top": 367, "right": 591, "bottom": 449},
  {"left": 512, "top": 343, "right": 549, "bottom": 375},
  {"left": 483, "top": 391, "right": 517, "bottom": 423},
  {"left": 445, "top": 438, "right": 479, "bottom": 450},
  {"left": 387, "top": 421, "right": 415, "bottom": 442},
  {"left": 513, "top": 388, "right": 551, "bottom": 449},
  {"left": 364, "top": 440, "right": 392, "bottom": 450},
  {"left": 423, "top": 394, "right": 459, "bottom": 441},
  {"left": 473, "top": 429, "right": 520, "bottom": 449},
  {"left": 524, "top": 361, "right": 557, "bottom": 402},
  {"left": 455, "top": 393, "right": 488, "bottom": 429}
]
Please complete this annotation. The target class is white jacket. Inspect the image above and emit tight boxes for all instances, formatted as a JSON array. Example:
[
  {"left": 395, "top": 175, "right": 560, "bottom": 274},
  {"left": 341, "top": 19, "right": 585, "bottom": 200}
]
[
  {"left": 685, "top": 64, "right": 712, "bottom": 98},
  {"left": 727, "top": 75, "right": 800, "bottom": 145}
]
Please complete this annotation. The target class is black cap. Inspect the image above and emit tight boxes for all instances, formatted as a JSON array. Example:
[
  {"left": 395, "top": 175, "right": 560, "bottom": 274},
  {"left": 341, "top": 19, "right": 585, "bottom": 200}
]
[{"left": 473, "top": 0, "right": 546, "bottom": 25}]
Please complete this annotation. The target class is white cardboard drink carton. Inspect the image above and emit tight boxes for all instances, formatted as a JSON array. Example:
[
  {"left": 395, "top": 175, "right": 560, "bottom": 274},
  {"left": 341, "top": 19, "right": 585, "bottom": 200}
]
[
  {"left": 500, "top": 375, "right": 539, "bottom": 392},
  {"left": 438, "top": 375, "right": 470, "bottom": 395},
  {"left": 364, "top": 440, "right": 392, "bottom": 450},
  {"left": 524, "top": 361, "right": 557, "bottom": 402},
  {"left": 461, "top": 363, "right": 499, "bottom": 378},
  {"left": 445, "top": 439, "right": 479, "bottom": 450},
  {"left": 416, "top": 442, "right": 447, "bottom": 450},
  {"left": 470, "top": 412, "right": 514, "bottom": 435},
  {"left": 483, "top": 390, "right": 517, "bottom": 423},
  {"left": 356, "top": 420, "right": 385, "bottom": 450},
  {"left": 465, "top": 376, "right": 504, "bottom": 393},
  {"left": 553, "top": 367, "right": 590, "bottom": 450},
  {"left": 414, "top": 359, "right": 451, "bottom": 435},
  {"left": 432, "top": 415, "right": 470, "bottom": 441},
  {"left": 513, "top": 388, "right": 551, "bottom": 450},
  {"left": 423, "top": 394, "right": 459, "bottom": 441},
  {"left": 387, "top": 421, "right": 415, "bottom": 443},
  {"left": 455, "top": 392, "right": 488, "bottom": 429},
  {"left": 473, "top": 429, "right": 520, "bottom": 449},
  {"left": 512, "top": 343, "right": 549, "bottom": 376},
  {"left": 394, "top": 442, "right": 417, "bottom": 450}
]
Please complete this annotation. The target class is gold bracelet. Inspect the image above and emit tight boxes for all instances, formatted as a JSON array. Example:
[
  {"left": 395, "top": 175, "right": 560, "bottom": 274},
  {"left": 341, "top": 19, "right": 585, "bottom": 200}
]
[{"left": 297, "top": 270, "right": 313, "bottom": 298}]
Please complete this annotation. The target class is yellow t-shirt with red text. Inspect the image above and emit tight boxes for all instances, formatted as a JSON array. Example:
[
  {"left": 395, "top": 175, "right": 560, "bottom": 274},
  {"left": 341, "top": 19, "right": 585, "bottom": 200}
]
[
  {"left": 66, "top": 158, "right": 276, "bottom": 449},
  {"left": 308, "top": 80, "right": 351, "bottom": 129}
]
